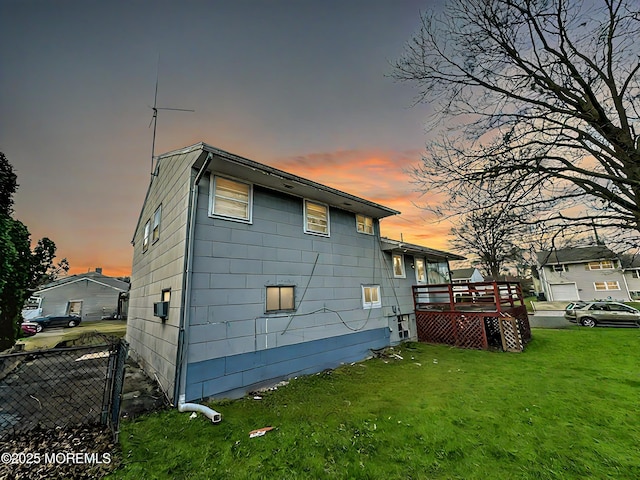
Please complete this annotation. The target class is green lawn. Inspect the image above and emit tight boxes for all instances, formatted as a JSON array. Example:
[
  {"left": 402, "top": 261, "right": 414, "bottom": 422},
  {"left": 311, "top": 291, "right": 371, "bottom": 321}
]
[{"left": 112, "top": 328, "right": 640, "bottom": 479}]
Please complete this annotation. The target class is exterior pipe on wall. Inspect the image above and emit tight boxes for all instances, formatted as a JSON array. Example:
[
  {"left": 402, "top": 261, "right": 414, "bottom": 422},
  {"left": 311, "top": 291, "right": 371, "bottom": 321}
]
[{"left": 178, "top": 395, "right": 222, "bottom": 423}]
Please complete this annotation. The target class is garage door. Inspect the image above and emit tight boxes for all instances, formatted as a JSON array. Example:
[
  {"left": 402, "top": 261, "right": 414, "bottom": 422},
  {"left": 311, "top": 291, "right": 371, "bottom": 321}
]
[{"left": 550, "top": 283, "right": 578, "bottom": 301}]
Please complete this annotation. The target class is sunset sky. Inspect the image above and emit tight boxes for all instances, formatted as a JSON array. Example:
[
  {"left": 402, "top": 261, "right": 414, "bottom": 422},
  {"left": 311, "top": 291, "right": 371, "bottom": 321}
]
[{"left": 0, "top": 0, "right": 455, "bottom": 277}]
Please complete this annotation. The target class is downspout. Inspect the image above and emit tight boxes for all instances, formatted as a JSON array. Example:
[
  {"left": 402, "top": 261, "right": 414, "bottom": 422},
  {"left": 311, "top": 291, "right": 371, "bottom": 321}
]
[{"left": 174, "top": 152, "right": 221, "bottom": 422}]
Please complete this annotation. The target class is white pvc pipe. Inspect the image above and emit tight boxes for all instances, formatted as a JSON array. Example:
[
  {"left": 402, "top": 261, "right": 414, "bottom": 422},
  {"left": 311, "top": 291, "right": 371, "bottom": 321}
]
[{"left": 178, "top": 395, "right": 222, "bottom": 423}]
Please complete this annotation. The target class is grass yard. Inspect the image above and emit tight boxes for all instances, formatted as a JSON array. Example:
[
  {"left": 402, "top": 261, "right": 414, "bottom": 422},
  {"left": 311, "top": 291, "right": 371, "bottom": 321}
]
[{"left": 112, "top": 328, "right": 640, "bottom": 479}]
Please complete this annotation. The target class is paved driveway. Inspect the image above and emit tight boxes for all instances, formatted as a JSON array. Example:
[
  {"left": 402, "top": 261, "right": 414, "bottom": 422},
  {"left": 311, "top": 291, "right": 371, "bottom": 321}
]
[{"left": 529, "top": 314, "right": 572, "bottom": 329}]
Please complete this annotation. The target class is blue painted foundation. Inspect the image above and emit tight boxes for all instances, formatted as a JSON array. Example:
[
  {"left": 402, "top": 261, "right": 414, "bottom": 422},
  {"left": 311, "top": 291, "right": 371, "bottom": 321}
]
[{"left": 185, "top": 327, "right": 390, "bottom": 401}]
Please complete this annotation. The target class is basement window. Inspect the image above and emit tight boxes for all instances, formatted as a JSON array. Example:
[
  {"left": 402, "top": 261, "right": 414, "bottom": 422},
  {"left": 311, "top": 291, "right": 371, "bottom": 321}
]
[{"left": 397, "top": 314, "right": 410, "bottom": 340}]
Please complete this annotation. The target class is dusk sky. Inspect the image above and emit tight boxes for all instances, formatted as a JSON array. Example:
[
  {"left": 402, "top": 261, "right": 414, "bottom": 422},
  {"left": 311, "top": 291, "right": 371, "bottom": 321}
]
[{"left": 0, "top": 0, "right": 453, "bottom": 277}]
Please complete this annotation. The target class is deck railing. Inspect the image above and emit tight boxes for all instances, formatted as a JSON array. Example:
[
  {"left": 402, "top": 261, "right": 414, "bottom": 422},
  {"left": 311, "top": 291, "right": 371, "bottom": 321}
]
[{"left": 412, "top": 282, "right": 531, "bottom": 351}]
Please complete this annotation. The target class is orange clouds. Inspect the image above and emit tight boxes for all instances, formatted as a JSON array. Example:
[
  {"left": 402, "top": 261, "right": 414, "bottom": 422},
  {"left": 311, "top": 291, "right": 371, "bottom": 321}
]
[{"left": 269, "top": 148, "right": 454, "bottom": 251}]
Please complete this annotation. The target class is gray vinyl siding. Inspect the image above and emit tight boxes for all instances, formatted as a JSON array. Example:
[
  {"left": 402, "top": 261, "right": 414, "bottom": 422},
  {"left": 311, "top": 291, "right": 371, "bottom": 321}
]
[
  {"left": 36, "top": 280, "right": 124, "bottom": 321},
  {"left": 542, "top": 262, "right": 629, "bottom": 301},
  {"left": 186, "top": 179, "right": 396, "bottom": 366},
  {"left": 127, "top": 150, "right": 199, "bottom": 398}
]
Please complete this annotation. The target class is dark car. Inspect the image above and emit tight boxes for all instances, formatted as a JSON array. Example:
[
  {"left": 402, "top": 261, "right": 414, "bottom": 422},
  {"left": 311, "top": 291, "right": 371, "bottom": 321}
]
[
  {"left": 20, "top": 322, "right": 39, "bottom": 337},
  {"left": 30, "top": 315, "right": 81, "bottom": 332},
  {"left": 564, "top": 301, "right": 640, "bottom": 327}
]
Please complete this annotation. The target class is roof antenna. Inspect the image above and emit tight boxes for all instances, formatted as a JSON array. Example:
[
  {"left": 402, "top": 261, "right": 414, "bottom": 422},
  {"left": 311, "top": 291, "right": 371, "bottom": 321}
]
[{"left": 149, "top": 56, "right": 195, "bottom": 177}]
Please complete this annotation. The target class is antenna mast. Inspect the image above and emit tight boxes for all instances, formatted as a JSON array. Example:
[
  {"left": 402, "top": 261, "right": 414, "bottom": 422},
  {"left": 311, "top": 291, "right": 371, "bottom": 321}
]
[{"left": 149, "top": 61, "right": 194, "bottom": 176}]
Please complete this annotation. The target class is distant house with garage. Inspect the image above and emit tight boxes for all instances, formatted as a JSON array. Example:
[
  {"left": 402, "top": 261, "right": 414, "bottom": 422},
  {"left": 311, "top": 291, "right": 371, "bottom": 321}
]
[
  {"left": 23, "top": 270, "right": 130, "bottom": 321},
  {"left": 621, "top": 255, "right": 640, "bottom": 300},
  {"left": 451, "top": 267, "right": 484, "bottom": 284},
  {"left": 127, "top": 143, "right": 463, "bottom": 404},
  {"left": 536, "top": 245, "right": 630, "bottom": 302}
]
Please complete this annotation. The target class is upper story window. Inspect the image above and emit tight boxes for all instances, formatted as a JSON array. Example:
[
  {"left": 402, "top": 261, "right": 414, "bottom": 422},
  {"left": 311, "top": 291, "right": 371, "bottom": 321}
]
[
  {"left": 143, "top": 220, "right": 150, "bottom": 253},
  {"left": 210, "top": 175, "right": 252, "bottom": 222},
  {"left": 632, "top": 270, "right": 640, "bottom": 279},
  {"left": 551, "top": 264, "right": 568, "bottom": 272},
  {"left": 152, "top": 205, "right": 162, "bottom": 243},
  {"left": 588, "top": 260, "right": 614, "bottom": 270},
  {"left": 392, "top": 254, "right": 405, "bottom": 278},
  {"left": 304, "top": 200, "right": 329, "bottom": 236},
  {"left": 356, "top": 214, "right": 374, "bottom": 235}
]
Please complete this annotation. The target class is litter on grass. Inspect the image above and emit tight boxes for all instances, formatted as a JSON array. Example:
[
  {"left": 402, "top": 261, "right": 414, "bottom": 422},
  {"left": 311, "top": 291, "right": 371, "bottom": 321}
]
[
  {"left": 189, "top": 412, "right": 197, "bottom": 419},
  {"left": 249, "top": 427, "right": 275, "bottom": 438}
]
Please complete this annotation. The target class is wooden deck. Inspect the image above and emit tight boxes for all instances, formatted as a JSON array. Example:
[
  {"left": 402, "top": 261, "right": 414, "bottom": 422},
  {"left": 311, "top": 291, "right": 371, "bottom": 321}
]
[{"left": 413, "top": 282, "right": 531, "bottom": 351}]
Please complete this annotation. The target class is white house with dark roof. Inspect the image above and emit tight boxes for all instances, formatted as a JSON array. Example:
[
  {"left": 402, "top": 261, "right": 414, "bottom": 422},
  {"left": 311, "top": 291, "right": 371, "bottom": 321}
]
[
  {"left": 127, "top": 143, "right": 463, "bottom": 403},
  {"left": 451, "top": 267, "right": 484, "bottom": 284},
  {"left": 536, "top": 245, "right": 630, "bottom": 302}
]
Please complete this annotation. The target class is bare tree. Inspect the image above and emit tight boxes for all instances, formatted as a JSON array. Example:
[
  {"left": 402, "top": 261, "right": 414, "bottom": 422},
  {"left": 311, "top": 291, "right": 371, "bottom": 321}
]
[
  {"left": 449, "top": 200, "right": 524, "bottom": 278},
  {"left": 393, "top": 0, "right": 640, "bottom": 250}
]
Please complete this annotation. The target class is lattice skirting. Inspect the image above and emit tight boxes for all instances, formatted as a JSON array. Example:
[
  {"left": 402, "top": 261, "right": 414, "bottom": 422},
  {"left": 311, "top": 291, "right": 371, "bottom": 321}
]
[{"left": 416, "top": 308, "right": 531, "bottom": 352}]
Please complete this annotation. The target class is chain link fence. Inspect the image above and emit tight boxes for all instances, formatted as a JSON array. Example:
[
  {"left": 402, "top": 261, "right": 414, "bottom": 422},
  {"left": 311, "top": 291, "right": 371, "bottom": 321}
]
[{"left": 0, "top": 337, "right": 128, "bottom": 442}]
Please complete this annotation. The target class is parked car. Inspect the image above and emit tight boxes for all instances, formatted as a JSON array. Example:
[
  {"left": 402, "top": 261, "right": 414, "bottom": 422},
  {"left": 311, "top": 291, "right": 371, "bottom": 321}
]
[
  {"left": 564, "top": 301, "right": 640, "bottom": 327},
  {"left": 30, "top": 315, "right": 82, "bottom": 332},
  {"left": 20, "top": 322, "right": 39, "bottom": 337}
]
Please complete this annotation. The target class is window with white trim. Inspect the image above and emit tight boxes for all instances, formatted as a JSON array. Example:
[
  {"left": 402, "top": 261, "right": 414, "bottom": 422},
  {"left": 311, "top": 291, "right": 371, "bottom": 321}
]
[
  {"left": 392, "top": 254, "right": 405, "bottom": 278},
  {"left": 594, "top": 281, "right": 620, "bottom": 291},
  {"left": 362, "top": 285, "right": 381, "bottom": 309},
  {"left": 588, "top": 260, "right": 614, "bottom": 270},
  {"left": 152, "top": 205, "right": 162, "bottom": 243},
  {"left": 304, "top": 200, "right": 329, "bottom": 236},
  {"left": 266, "top": 286, "right": 295, "bottom": 312},
  {"left": 415, "top": 258, "right": 426, "bottom": 283},
  {"left": 143, "top": 220, "right": 150, "bottom": 252},
  {"left": 631, "top": 270, "right": 640, "bottom": 279},
  {"left": 551, "top": 264, "right": 568, "bottom": 272},
  {"left": 210, "top": 175, "right": 252, "bottom": 222},
  {"left": 356, "top": 214, "right": 374, "bottom": 234}
]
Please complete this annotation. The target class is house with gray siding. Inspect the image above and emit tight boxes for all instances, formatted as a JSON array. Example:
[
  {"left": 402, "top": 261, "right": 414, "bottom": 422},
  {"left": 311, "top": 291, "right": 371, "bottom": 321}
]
[
  {"left": 25, "top": 270, "right": 129, "bottom": 321},
  {"left": 127, "top": 143, "right": 462, "bottom": 404},
  {"left": 621, "top": 255, "right": 640, "bottom": 300},
  {"left": 537, "top": 245, "right": 630, "bottom": 302},
  {"left": 451, "top": 267, "right": 484, "bottom": 284}
]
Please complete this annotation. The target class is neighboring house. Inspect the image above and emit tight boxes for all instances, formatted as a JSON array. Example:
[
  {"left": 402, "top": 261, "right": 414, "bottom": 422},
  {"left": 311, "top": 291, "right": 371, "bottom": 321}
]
[
  {"left": 537, "top": 245, "right": 630, "bottom": 302},
  {"left": 451, "top": 267, "right": 484, "bottom": 284},
  {"left": 24, "top": 270, "right": 130, "bottom": 321},
  {"left": 621, "top": 255, "right": 640, "bottom": 300},
  {"left": 127, "top": 143, "right": 463, "bottom": 404}
]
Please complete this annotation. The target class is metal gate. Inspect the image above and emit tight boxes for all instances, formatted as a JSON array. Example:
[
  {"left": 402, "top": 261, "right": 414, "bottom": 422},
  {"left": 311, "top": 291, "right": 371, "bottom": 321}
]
[{"left": 0, "top": 338, "right": 128, "bottom": 441}]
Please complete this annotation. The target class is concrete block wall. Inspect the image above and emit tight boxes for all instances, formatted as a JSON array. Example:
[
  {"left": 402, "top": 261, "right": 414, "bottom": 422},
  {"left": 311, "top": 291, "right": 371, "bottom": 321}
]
[
  {"left": 127, "top": 150, "right": 200, "bottom": 399},
  {"left": 185, "top": 177, "right": 403, "bottom": 399}
]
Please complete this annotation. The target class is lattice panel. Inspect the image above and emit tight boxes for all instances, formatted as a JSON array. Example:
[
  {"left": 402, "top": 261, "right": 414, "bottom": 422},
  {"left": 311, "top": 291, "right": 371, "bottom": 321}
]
[
  {"left": 416, "top": 312, "right": 487, "bottom": 350},
  {"left": 499, "top": 316, "right": 524, "bottom": 352}
]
